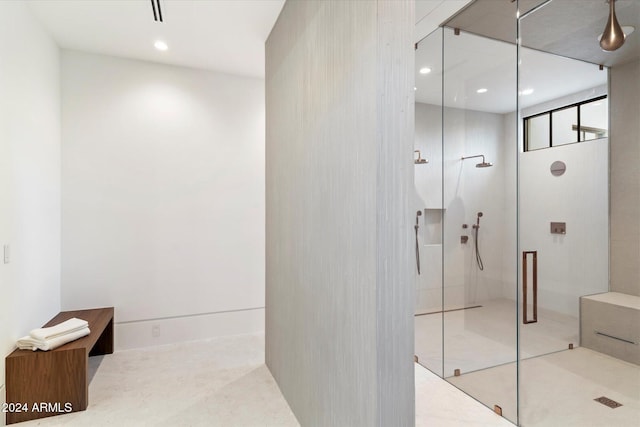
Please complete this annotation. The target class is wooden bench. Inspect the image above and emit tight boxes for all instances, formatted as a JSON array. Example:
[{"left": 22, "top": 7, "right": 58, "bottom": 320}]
[{"left": 4, "top": 307, "right": 114, "bottom": 424}]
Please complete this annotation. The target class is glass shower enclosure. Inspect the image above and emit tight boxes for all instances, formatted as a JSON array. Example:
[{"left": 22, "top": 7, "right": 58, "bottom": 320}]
[{"left": 413, "top": 1, "right": 624, "bottom": 425}]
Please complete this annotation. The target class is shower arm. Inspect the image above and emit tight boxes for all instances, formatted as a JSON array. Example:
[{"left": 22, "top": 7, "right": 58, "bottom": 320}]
[
  {"left": 461, "top": 154, "right": 486, "bottom": 163},
  {"left": 414, "top": 150, "right": 428, "bottom": 164}
]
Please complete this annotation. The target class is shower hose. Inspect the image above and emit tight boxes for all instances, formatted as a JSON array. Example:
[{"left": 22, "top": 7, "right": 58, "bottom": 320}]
[
  {"left": 474, "top": 225, "right": 484, "bottom": 271},
  {"left": 415, "top": 224, "right": 421, "bottom": 275}
]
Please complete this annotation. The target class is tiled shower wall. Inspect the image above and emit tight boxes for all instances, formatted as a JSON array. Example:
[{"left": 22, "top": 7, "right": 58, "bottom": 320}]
[{"left": 414, "top": 103, "right": 508, "bottom": 312}]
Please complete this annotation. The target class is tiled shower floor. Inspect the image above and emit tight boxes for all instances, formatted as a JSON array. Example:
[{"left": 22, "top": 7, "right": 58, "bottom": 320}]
[
  {"left": 415, "top": 298, "right": 579, "bottom": 376},
  {"left": 449, "top": 347, "right": 640, "bottom": 426},
  {"left": 415, "top": 298, "right": 640, "bottom": 426}
]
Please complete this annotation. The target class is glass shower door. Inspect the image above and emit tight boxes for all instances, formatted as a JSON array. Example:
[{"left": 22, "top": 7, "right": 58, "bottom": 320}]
[
  {"left": 441, "top": 26, "right": 519, "bottom": 424},
  {"left": 517, "top": 2, "right": 612, "bottom": 425},
  {"left": 414, "top": 1, "right": 637, "bottom": 425},
  {"left": 414, "top": 27, "right": 444, "bottom": 378}
]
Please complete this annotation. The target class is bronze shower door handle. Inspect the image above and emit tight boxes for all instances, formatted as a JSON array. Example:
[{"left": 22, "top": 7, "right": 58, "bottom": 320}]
[{"left": 523, "top": 251, "right": 538, "bottom": 324}]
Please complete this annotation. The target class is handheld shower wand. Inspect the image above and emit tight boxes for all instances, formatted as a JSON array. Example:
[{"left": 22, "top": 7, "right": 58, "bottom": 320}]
[
  {"left": 473, "top": 211, "right": 483, "bottom": 229},
  {"left": 472, "top": 212, "right": 485, "bottom": 271}
]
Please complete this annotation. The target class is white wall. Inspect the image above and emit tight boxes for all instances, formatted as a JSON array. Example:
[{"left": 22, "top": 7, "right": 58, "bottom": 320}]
[
  {"left": 414, "top": 103, "right": 508, "bottom": 312},
  {"left": 444, "top": 107, "right": 508, "bottom": 308},
  {"left": 519, "top": 139, "right": 609, "bottom": 316},
  {"left": 0, "top": 1, "right": 61, "bottom": 420},
  {"left": 416, "top": 85, "right": 609, "bottom": 319},
  {"left": 518, "top": 86, "right": 609, "bottom": 316},
  {"left": 500, "top": 86, "right": 610, "bottom": 315},
  {"left": 61, "top": 51, "right": 265, "bottom": 349},
  {"left": 414, "top": 103, "right": 442, "bottom": 313},
  {"left": 501, "top": 111, "right": 518, "bottom": 300}
]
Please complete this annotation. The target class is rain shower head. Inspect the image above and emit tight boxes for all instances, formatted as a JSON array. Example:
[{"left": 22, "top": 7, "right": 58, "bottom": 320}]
[
  {"left": 476, "top": 161, "right": 493, "bottom": 168},
  {"left": 461, "top": 154, "right": 493, "bottom": 168}
]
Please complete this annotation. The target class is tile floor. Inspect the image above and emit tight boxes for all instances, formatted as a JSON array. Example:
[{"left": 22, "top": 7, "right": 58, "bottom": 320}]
[
  {"left": 15, "top": 328, "right": 636, "bottom": 427},
  {"left": 415, "top": 297, "right": 640, "bottom": 426},
  {"left": 415, "top": 298, "right": 579, "bottom": 376},
  {"left": 449, "top": 347, "right": 640, "bottom": 427},
  {"left": 15, "top": 334, "right": 298, "bottom": 427},
  {"left": 10, "top": 333, "right": 513, "bottom": 427},
  {"left": 415, "top": 365, "right": 514, "bottom": 427}
]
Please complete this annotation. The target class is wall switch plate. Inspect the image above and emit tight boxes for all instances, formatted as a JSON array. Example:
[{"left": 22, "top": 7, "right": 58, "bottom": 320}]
[
  {"left": 152, "top": 325, "right": 160, "bottom": 338},
  {"left": 3, "top": 244, "right": 9, "bottom": 264}
]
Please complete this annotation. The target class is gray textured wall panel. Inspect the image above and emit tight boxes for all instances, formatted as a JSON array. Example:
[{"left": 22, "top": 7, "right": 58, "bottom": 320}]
[
  {"left": 375, "top": 0, "right": 415, "bottom": 425},
  {"left": 610, "top": 60, "right": 640, "bottom": 297},
  {"left": 265, "top": 0, "right": 414, "bottom": 425}
]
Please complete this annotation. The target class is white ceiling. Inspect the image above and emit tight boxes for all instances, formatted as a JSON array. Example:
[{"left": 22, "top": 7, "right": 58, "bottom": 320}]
[
  {"left": 447, "top": 0, "right": 640, "bottom": 68},
  {"left": 25, "top": 0, "right": 613, "bottom": 113},
  {"left": 27, "top": 0, "right": 471, "bottom": 78},
  {"left": 415, "top": 0, "right": 473, "bottom": 42},
  {"left": 26, "top": 0, "right": 285, "bottom": 78},
  {"left": 415, "top": 29, "right": 607, "bottom": 114},
  {"left": 415, "top": 0, "right": 621, "bottom": 114}
]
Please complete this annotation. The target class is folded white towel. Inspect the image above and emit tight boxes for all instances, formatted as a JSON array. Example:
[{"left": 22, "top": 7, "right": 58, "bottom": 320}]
[
  {"left": 17, "top": 327, "right": 91, "bottom": 351},
  {"left": 29, "top": 317, "right": 89, "bottom": 341}
]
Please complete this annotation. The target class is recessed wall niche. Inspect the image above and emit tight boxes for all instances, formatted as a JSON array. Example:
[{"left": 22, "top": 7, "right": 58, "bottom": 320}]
[{"left": 423, "top": 208, "right": 443, "bottom": 245}]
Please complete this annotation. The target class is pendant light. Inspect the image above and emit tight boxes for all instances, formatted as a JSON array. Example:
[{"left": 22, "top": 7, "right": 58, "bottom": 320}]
[{"left": 600, "top": 0, "right": 625, "bottom": 51}]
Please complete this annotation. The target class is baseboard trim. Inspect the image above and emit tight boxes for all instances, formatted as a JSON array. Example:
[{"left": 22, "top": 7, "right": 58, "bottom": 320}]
[
  {"left": 116, "top": 306, "right": 265, "bottom": 325},
  {"left": 114, "top": 307, "right": 265, "bottom": 350}
]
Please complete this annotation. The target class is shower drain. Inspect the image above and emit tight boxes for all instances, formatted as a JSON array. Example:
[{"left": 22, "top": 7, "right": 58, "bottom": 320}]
[{"left": 594, "top": 396, "right": 622, "bottom": 409}]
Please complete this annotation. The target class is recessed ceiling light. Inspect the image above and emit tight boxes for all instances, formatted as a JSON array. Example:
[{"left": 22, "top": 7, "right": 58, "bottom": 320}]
[
  {"left": 519, "top": 88, "right": 534, "bottom": 96},
  {"left": 477, "top": 88, "right": 488, "bottom": 94},
  {"left": 154, "top": 40, "right": 168, "bottom": 51},
  {"left": 419, "top": 67, "right": 432, "bottom": 75},
  {"left": 414, "top": 87, "right": 417, "bottom": 91}
]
